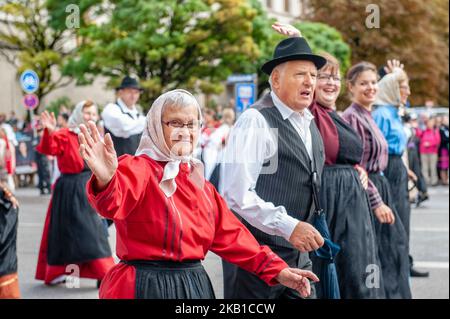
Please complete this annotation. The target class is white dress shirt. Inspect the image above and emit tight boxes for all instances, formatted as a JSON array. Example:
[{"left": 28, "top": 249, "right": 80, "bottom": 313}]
[
  {"left": 101, "top": 98, "right": 146, "bottom": 138},
  {"left": 219, "top": 91, "right": 315, "bottom": 241}
]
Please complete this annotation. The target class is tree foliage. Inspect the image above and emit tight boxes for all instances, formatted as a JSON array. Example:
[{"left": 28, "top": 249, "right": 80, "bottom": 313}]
[
  {"left": 0, "top": 0, "right": 75, "bottom": 112},
  {"left": 48, "top": 0, "right": 266, "bottom": 109},
  {"left": 306, "top": 0, "right": 449, "bottom": 107}
]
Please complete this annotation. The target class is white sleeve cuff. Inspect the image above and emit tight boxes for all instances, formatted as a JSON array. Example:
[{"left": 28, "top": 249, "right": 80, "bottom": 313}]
[{"left": 277, "top": 213, "right": 299, "bottom": 242}]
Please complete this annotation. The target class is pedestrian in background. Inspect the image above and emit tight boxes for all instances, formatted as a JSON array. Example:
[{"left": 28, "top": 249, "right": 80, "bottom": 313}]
[
  {"left": 438, "top": 115, "right": 449, "bottom": 185},
  {"left": 417, "top": 117, "right": 441, "bottom": 186}
]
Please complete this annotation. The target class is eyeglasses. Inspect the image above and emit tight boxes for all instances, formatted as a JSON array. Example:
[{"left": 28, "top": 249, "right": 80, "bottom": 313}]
[
  {"left": 317, "top": 74, "right": 341, "bottom": 82},
  {"left": 162, "top": 119, "right": 202, "bottom": 130}
]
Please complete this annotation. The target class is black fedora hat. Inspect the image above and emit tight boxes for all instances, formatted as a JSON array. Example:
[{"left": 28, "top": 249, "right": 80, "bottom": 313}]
[
  {"left": 261, "top": 37, "right": 327, "bottom": 75},
  {"left": 116, "top": 75, "right": 143, "bottom": 91}
]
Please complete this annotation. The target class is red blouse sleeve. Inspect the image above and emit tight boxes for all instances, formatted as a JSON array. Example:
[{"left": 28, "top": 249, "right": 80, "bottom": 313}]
[
  {"left": 208, "top": 185, "right": 288, "bottom": 286},
  {"left": 86, "top": 155, "right": 149, "bottom": 220},
  {"left": 36, "top": 128, "right": 67, "bottom": 156}
]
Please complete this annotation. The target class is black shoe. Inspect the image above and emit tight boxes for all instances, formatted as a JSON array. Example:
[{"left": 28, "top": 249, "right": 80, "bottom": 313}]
[
  {"left": 410, "top": 267, "right": 430, "bottom": 277},
  {"left": 416, "top": 193, "right": 429, "bottom": 207}
]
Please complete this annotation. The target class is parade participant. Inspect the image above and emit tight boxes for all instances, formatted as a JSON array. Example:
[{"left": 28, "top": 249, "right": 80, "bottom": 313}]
[
  {"left": 0, "top": 127, "right": 15, "bottom": 192},
  {"left": 102, "top": 76, "right": 146, "bottom": 157},
  {"left": 0, "top": 182, "right": 20, "bottom": 298},
  {"left": 272, "top": 22, "right": 385, "bottom": 298},
  {"left": 219, "top": 36, "right": 326, "bottom": 299},
  {"left": 342, "top": 62, "right": 411, "bottom": 297},
  {"left": 80, "top": 89, "right": 319, "bottom": 299},
  {"left": 35, "top": 101, "right": 115, "bottom": 287},
  {"left": 309, "top": 54, "right": 386, "bottom": 298},
  {"left": 372, "top": 66, "right": 429, "bottom": 277}
]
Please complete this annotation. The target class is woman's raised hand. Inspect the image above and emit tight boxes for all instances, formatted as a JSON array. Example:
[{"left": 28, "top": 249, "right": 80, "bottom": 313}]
[
  {"left": 271, "top": 21, "right": 302, "bottom": 37},
  {"left": 79, "top": 121, "right": 118, "bottom": 190},
  {"left": 384, "top": 59, "right": 404, "bottom": 74},
  {"left": 40, "top": 111, "right": 57, "bottom": 133}
]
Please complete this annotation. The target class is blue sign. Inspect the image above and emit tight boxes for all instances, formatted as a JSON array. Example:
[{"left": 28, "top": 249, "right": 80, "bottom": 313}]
[
  {"left": 227, "top": 74, "right": 256, "bottom": 84},
  {"left": 235, "top": 83, "right": 255, "bottom": 113},
  {"left": 20, "top": 70, "right": 39, "bottom": 93}
]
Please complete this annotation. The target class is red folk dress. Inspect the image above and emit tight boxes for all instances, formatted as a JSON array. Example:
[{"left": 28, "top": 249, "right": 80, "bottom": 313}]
[
  {"left": 35, "top": 128, "right": 115, "bottom": 284},
  {"left": 87, "top": 154, "right": 289, "bottom": 298}
]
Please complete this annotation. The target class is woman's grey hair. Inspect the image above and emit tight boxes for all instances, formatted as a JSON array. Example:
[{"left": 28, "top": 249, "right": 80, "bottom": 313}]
[{"left": 155, "top": 89, "right": 201, "bottom": 120}]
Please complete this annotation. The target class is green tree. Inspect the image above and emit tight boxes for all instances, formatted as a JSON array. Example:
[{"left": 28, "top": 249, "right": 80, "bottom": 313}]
[
  {"left": 0, "top": 0, "right": 75, "bottom": 112},
  {"left": 48, "top": 0, "right": 267, "bottom": 110},
  {"left": 306, "top": 0, "right": 449, "bottom": 107}
]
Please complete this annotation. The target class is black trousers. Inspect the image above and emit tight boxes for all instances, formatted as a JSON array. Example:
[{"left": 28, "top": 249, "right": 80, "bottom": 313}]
[
  {"left": 222, "top": 243, "right": 315, "bottom": 299},
  {"left": 408, "top": 146, "right": 428, "bottom": 194},
  {"left": 36, "top": 155, "right": 51, "bottom": 191}
]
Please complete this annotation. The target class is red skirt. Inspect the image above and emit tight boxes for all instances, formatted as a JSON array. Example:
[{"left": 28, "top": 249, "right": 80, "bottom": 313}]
[{"left": 35, "top": 198, "right": 115, "bottom": 284}]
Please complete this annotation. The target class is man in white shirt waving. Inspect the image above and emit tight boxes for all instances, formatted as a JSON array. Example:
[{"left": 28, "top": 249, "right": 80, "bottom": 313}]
[
  {"left": 220, "top": 37, "right": 326, "bottom": 299},
  {"left": 102, "top": 76, "right": 146, "bottom": 157}
]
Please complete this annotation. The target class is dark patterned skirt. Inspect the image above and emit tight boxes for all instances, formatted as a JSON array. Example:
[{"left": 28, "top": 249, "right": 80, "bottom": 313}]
[
  {"left": 383, "top": 155, "right": 411, "bottom": 240},
  {"left": 0, "top": 191, "right": 18, "bottom": 278},
  {"left": 47, "top": 170, "right": 112, "bottom": 265},
  {"left": 313, "top": 165, "right": 385, "bottom": 299},
  {"left": 123, "top": 260, "right": 215, "bottom": 299},
  {"left": 369, "top": 172, "right": 412, "bottom": 299}
]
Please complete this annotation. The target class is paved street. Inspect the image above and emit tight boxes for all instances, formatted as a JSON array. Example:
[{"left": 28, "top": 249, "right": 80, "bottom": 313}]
[{"left": 15, "top": 185, "right": 448, "bottom": 299}]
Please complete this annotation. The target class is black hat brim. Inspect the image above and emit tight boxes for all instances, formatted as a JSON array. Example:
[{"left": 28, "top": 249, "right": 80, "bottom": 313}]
[
  {"left": 115, "top": 85, "right": 144, "bottom": 92},
  {"left": 261, "top": 54, "right": 327, "bottom": 75}
]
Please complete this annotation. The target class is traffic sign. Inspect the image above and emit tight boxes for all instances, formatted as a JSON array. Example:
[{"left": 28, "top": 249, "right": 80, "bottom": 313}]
[
  {"left": 20, "top": 69, "right": 40, "bottom": 93},
  {"left": 235, "top": 83, "right": 255, "bottom": 113},
  {"left": 23, "top": 94, "right": 39, "bottom": 110}
]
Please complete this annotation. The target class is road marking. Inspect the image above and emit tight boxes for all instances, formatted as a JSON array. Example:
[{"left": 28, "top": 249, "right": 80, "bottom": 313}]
[
  {"left": 412, "top": 227, "right": 449, "bottom": 232},
  {"left": 414, "top": 261, "right": 449, "bottom": 269}
]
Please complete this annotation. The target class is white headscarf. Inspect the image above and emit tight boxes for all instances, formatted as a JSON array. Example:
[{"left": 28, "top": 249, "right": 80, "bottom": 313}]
[
  {"left": 374, "top": 68, "right": 407, "bottom": 108},
  {"left": 135, "top": 89, "right": 204, "bottom": 197},
  {"left": 68, "top": 100, "right": 97, "bottom": 134}
]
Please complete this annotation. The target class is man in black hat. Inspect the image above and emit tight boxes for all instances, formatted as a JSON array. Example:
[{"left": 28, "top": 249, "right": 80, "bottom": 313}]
[
  {"left": 220, "top": 37, "right": 326, "bottom": 298},
  {"left": 101, "top": 76, "right": 146, "bottom": 157}
]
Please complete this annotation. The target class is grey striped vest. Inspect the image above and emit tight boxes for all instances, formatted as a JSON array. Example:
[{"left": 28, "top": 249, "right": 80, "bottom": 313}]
[{"left": 241, "top": 94, "right": 325, "bottom": 249}]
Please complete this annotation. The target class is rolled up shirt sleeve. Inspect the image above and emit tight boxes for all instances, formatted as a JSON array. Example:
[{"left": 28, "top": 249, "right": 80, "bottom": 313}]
[{"left": 219, "top": 109, "right": 299, "bottom": 242}]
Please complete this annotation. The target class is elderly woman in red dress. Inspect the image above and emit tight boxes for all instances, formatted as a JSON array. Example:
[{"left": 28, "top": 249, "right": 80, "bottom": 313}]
[{"left": 79, "top": 89, "right": 319, "bottom": 299}]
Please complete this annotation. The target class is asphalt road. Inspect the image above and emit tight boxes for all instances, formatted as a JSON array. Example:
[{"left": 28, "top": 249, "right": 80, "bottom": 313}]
[{"left": 13, "top": 185, "right": 448, "bottom": 299}]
